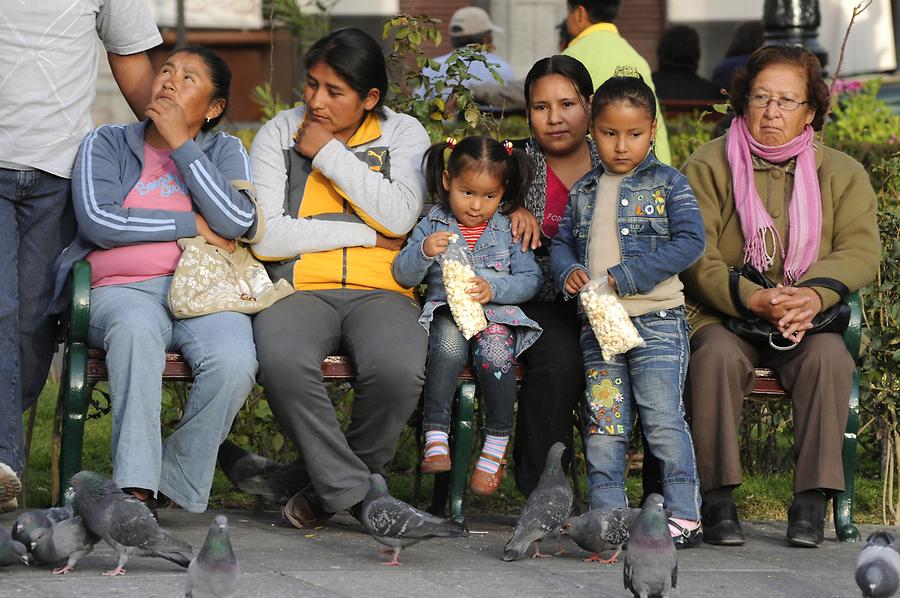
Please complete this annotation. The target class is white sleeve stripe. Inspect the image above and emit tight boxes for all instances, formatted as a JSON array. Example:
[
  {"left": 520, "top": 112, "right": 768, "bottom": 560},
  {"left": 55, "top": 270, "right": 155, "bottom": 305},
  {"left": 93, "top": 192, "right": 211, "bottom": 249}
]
[
  {"left": 81, "top": 127, "right": 177, "bottom": 232},
  {"left": 222, "top": 133, "right": 252, "bottom": 180},
  {"left": 188, "top": 161, "right": 255, "bottom": 225}
]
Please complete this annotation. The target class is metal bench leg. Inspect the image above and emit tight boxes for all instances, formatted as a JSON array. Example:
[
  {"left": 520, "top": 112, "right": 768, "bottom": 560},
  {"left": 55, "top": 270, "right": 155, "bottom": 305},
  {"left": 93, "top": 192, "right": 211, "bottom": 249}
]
[
  {"left": 53, "top": 344, "right": 91, "bottom": 506},
  {"left": 448, "top": 382, "right": 476, "bottom": 524},
  {"left": 834, "top": 369, "right": 860, "bottom": 542}
]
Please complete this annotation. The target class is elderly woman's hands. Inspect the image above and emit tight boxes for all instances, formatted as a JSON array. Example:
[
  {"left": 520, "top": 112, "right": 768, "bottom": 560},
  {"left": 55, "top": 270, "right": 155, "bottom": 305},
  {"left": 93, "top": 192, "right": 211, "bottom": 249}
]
[
  {"left": 509, "top": 207, "right": 541, "bottom": 252},
  {"left": 294, "top": 120, "right": 335, "bottom": 159},
  {"left": 749, "top": 285, "right": 823, "bottom": 342}
]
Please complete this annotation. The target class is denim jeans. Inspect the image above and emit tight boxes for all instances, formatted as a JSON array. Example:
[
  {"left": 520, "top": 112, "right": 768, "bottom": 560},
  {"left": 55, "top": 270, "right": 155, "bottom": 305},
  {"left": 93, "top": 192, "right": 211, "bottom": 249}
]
[
  {"left": 581, "top": 307, "right": 700, "bottom": 520},
  {"left": 87, "top": 276, "right": 257, "bottom": 512},
  {"left": 0, "top": 168, "right": 74, "bottom": 475},
  {"left": 422, "top": 308, "right": 517, "bottom": 436}
]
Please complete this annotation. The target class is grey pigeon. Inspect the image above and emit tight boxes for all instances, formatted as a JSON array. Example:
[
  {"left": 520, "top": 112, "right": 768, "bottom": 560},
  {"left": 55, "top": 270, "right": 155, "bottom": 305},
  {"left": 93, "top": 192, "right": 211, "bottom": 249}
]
[
  {"left": 359, "top": 473, "right": 466, "bottom": 566},
  {"left": 502, "top": 442, "right": 573, "bottom": 561},
  {"left": 12, "top": 506, "right": 74, "bottom": 546},
  {"left": 70, "top": 470, "right": 193, "bottom": 576},
  {"left": 855, "top": 530, "right": 900, "bottom": 598},
  {"left": 217, "top": 440, "right": 306, "bottom": 503},
  {"left": 28, "top": 516, "right": 99, "bottom": 574},
  {"left": 186, "top": 515, "right": 239, "bottom": 598},
  {"left": 561, "top": 507, "right": 640, "bottom": 563},
  {"left": 0, "top": 527, "right": 29, "bottom": 567},
  {"left": 624, "top": 493, "right": 677, "bottom": 598}
]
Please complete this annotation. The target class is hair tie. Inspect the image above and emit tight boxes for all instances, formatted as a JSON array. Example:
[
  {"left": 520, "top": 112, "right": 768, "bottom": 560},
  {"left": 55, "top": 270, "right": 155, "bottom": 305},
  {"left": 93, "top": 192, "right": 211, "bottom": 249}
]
[
  {"left": 613, "top": 65, "right": 640, "bottom": 78},
  {"left": 445, "top": 137, "right": 458, "bottom": 149},
  {"left": 502, "top": 140, "right": 513, "bottom": 156}
]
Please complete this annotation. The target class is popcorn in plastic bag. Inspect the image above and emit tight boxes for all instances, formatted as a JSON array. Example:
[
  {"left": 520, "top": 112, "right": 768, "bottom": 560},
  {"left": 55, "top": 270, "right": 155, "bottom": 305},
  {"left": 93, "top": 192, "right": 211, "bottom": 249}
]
[
  {"left": 439, "top": 234, "right": 488, "bottom": 339},
  {"left": 580, "top": 279, "right": 643, "bottom": 360}
]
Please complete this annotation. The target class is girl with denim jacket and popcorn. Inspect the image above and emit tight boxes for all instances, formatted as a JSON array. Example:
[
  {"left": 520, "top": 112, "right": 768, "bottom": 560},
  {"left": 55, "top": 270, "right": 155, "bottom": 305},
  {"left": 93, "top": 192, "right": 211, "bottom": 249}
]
[
  {"left": 392, "top": 136, "right": 541, "bottom": 496},
  {"left": 550, "top": 73, "right": 706, "bottom": 547}
]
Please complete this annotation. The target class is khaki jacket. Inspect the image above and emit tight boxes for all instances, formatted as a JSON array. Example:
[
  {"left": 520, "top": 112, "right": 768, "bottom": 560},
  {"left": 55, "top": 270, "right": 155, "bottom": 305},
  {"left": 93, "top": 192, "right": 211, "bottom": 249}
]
[{"left": 680, "top": 135, "right": 880, "bottom": 334}]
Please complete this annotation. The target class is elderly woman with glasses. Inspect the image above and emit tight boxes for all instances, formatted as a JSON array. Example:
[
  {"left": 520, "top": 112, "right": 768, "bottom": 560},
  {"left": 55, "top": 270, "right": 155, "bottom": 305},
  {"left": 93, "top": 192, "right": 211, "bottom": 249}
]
[{"left": 680, "top": 45, "right": 880, "bottom": 548}]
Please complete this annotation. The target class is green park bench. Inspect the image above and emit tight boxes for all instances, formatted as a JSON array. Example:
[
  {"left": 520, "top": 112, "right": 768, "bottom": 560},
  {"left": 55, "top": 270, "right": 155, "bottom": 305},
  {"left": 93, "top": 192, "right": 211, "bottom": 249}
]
[{"left": 52, "top": 259, "right": 864, "bottom": 541}]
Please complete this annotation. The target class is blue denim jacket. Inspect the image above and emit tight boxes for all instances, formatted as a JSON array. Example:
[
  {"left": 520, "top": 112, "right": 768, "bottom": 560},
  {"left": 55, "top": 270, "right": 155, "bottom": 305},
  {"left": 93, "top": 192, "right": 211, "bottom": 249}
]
[
  {"left": 550, "top": 152, "right": 706, "bottom": 298},
  {"left": 392, "top": 205, "right": 543, "bottom": 355}
]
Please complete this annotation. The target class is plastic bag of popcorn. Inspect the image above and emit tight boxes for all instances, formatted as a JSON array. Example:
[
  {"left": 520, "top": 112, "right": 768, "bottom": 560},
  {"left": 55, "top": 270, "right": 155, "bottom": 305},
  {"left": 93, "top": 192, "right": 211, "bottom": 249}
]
[
  {"left": 438, "top": 234, "right": 488, "bottom": 339},
  {"left": 580, "top": 279, "right": 643, "bottom": 360}
]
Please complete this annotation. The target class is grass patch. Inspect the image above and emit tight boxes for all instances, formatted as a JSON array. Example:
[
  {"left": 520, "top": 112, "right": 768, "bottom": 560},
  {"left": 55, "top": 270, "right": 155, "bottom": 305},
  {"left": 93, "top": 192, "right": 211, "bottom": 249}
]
[{"left": 23, "top": 381, "right": 890, "bottom": 526}]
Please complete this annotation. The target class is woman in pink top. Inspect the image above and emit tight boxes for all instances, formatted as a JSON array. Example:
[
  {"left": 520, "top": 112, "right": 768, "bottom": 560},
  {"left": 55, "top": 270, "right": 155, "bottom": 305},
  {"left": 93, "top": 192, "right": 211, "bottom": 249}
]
[
  {"left": 508, "top": 55, "right": 599, "bottom": 495},
  {"left": 58, "top": 47, "right": 259, "bottom": 515}
]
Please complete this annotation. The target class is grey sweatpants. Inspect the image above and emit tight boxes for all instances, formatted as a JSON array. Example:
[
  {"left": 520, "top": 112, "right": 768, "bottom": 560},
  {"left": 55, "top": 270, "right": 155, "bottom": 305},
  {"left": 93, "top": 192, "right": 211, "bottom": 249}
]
[{"left": 253, "top": 289, "right": 427, "bottom": 512}]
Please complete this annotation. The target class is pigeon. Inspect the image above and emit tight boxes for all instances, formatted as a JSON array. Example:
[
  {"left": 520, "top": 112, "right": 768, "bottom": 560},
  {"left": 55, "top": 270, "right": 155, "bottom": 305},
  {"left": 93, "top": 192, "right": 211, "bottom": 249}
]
[
  {"left": 185, "top": 515, "right": 240, "bottom": 598},
  {"left": 12, "top": 506, "right": 74, "bottom": 546},
  {"left": 28, "top": 516, "right": 99, "bottom": 574},
  {"left": 855, "top": 530, "right": 900, "bottom": 598},
  {"left": 69, "top": 470, "right": 193, "bottom": 576},
  {"left": 501, "top": 442, "right": 573, "bottom": 561},
  {"left": 0, "top": 527, "right": 29, "bottom": 567},
  {"left": 217, "top": 440, "right": 306, "bottom": 503},
  {"left": 561, "top": 507, "right": 640, "bottom": 563},
  {"left": 624, "top": 493, "right": 677, "bottom": 598},
  {"left": 359, "top": 473, "right": 467, "bottom": 566}
]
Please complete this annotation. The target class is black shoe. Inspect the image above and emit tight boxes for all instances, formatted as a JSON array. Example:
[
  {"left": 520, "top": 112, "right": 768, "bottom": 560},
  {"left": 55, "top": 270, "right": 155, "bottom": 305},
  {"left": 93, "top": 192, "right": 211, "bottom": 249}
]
[
  {"left": 701, "top": 500, "right": 745, "bottom": 546},
  {"left": 787, "top": 492, "right": 826, "bottom": 547},
  {"left": 669, "top": 519, "right": 704, "bottom": 549}
]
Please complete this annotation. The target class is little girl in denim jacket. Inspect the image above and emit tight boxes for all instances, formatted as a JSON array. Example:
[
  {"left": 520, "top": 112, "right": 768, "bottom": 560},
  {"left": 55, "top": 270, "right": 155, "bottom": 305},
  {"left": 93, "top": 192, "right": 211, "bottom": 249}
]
[
  {"left": 549, "top": 74, "right": 706, "bottom": 546},
  {"left": 393, "top": 136, "right": 542, "bottom": 496}
]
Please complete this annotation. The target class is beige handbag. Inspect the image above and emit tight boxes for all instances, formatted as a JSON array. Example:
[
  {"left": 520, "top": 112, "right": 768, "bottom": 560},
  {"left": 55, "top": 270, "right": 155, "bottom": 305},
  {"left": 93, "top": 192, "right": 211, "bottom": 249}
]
[{"left": 167, "top": 179, "right": 294, "bottom": 318}]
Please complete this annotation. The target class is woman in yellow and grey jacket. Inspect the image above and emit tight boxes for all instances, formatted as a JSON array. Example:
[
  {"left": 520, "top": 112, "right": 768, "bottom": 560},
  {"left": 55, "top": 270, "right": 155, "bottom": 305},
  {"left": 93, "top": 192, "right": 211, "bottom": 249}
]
[{"left": 249, "top": 27, "right": 431, "bottom": 527}]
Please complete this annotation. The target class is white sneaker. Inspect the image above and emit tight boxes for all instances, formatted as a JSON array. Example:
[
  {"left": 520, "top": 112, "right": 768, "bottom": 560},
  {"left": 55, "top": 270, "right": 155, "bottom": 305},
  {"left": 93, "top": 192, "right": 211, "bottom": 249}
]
[{"left": 0, "top": 462, "right": 22, "bottom": 502}]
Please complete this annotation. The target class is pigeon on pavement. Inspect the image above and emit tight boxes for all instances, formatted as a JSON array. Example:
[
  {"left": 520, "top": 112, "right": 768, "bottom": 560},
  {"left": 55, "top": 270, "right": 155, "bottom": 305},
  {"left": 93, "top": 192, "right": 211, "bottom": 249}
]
[
  {"left": 0, "top": 527, "right": 29, "bottom": 567},
  {"left": 624, "top": 493, "right": 677, "bottom": 598},
  {"left": 855, "top": 530, "right": 900, "bottom": 598},
  {"left": 185, "top": 515, "right": 240, "bottom": 598},
  {"left": 12, "top": 506, "right": 74, "bottom": 546},
  {"left": 561, "top": 506, "right": 640, "bottom": 563},
  {"left": 217, "top": 440, "right": 306, "bottom": 503},
  {"left": 501, "top": 442, "right": 573, "bottom": 561},
  {"left": 359, "top": 473, "right": 466, "bottom": 566},
  {"left": 28, "top": 515, "right": 99, "bottom": 574},
  {"left": 70, "top": 470, "right": 193, "bottom": 576}
]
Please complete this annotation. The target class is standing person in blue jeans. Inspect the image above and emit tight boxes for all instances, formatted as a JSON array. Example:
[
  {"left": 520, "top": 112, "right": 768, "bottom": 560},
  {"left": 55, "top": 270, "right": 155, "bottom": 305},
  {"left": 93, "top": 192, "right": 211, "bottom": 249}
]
[
  {"left": 0, "top": 0, "right": 161, "bottom": 512},
  {"left": 392, "top": 136, "right": 541, "bottom": 496},
  {"left": 550, "top": 73, "right": 706, "bottom": 547},
  {"left": 50, "top": 47, "right": 258, "bottom": 515}
]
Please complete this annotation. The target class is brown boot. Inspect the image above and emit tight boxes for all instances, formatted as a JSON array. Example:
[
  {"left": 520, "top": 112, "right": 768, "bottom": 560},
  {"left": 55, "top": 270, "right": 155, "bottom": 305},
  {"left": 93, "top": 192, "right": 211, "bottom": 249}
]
[
  {"left": 469, "top": 454, "right": 507, "bottom": 496},
  {"left": 420, "top": 441, "right": 451, "bottom": 474},
  {"left": 282, "top": 484, "right": 334, "bottom": 529}
]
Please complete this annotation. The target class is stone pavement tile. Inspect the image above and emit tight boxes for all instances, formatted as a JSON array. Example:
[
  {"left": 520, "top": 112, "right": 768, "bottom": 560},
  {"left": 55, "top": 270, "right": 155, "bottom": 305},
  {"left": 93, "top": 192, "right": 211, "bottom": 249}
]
[{"left": 0, "top": 509, "right": 886, "bottom": 597}]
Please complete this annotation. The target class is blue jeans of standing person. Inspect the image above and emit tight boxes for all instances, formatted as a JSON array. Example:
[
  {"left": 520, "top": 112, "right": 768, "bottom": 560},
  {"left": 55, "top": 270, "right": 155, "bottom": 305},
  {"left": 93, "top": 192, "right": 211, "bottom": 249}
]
[
  {"left": 87, "top": 275, "right": 257, "bottom": 512},
  {"left": 0, "top": 168, "right": 74, "bottom": 476},
  {"left": 581, "top": 306, "right": 700, "bottom": 520},
  {"left": 422, "top": 308, "right": 518, "bottom": 436}
]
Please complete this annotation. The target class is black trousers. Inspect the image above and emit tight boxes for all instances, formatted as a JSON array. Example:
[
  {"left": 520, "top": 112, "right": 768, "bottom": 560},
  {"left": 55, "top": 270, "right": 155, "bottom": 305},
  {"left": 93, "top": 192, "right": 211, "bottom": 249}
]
[{"left": 513, "top": 299, "right": 584, "bottom": 496}]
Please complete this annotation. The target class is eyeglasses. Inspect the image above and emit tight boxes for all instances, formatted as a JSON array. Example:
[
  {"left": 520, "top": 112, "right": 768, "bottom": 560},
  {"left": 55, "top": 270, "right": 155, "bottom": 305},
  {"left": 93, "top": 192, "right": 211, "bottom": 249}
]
[{"left": 747, "top": 94, "right": 808, "bottom": 111}]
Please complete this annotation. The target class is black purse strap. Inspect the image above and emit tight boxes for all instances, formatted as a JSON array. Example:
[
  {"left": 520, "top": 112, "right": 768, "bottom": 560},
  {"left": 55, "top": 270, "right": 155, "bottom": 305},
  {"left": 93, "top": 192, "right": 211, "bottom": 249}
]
[
  {"left": 728, "top": 267, "right": 760, "bottom": 320},
  {"left": 795, "top": 277, "right": 850, "bottom": 298}
]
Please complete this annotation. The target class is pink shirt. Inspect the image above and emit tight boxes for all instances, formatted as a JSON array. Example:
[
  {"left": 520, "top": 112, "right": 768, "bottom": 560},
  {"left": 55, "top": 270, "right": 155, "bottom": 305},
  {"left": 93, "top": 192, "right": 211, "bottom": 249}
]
[
  {"left": 541, "top": 165, "right": 568, "bottom": 239},
  {"left": 88, "top": 144, "right": 192, "bottom": 287}
]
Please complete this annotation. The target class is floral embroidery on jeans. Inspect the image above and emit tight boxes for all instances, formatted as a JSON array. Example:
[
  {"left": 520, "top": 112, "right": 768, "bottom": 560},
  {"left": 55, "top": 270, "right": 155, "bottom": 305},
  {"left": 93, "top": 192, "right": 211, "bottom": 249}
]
[{"left": 586, "top": 374, "right": 626, "bottom": 436}]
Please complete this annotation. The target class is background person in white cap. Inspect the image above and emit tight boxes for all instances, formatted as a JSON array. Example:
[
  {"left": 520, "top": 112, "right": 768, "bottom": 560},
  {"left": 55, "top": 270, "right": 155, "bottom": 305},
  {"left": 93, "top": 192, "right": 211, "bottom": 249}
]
[{"left": 419, "top": 6, "right": 516, "bottom": 99}]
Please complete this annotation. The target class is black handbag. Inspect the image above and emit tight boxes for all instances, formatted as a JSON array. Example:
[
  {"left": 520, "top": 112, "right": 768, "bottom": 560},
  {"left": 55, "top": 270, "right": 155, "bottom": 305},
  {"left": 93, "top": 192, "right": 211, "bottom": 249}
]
[{"left": 726, "top": 264, "right": 851, "bottom": 350}]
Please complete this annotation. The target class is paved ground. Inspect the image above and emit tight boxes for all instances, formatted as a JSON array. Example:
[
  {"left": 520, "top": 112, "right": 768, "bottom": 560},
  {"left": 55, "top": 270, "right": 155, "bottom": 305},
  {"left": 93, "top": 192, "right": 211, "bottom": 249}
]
[{"left": 0, "top": 508, "right": 892, "bottom": 597}]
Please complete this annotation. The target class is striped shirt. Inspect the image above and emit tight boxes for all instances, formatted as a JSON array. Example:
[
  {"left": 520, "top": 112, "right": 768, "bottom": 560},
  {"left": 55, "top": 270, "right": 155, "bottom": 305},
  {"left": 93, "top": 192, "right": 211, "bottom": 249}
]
[{"left": 458, "top": 222, "right": 488, "bottom": 249}]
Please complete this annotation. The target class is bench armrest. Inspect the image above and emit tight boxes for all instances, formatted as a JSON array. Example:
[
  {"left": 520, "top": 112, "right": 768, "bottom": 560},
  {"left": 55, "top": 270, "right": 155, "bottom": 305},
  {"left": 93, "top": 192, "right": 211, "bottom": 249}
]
[
  {"left": 67, "top": 260, "right": 92, "bottom": 345},
  {"left": 842, "top": 291, "right": 862, "bottom": 361}
]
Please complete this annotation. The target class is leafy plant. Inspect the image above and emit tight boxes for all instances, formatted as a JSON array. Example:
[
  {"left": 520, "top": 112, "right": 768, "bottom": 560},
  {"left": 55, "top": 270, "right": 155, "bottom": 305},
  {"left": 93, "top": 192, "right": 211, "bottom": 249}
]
[
  {"left": 825, "top": 79, "right": 900, "bottom": 146},
  {"left": 382, "top": 14, "right": 503, "bottom": 141}
]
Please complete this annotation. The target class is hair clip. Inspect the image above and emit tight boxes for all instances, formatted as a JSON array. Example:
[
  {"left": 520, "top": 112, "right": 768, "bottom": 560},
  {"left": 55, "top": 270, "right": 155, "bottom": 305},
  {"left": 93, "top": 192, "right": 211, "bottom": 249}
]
[
  {"left": 502, "top": 140, "right": 513, "bottom": 156},
  {"left": 445, "top": 137, "right": 458, "bottom": 149},
  {"left": 613, "top": 65, "right": 640, "bottom": 78}
]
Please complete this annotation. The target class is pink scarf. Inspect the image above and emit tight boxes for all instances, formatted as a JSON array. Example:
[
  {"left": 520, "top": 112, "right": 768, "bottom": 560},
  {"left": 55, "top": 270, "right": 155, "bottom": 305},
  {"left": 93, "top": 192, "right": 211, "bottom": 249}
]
[{"left": 725, "top": 117, "right": 821, "bottom": 284}]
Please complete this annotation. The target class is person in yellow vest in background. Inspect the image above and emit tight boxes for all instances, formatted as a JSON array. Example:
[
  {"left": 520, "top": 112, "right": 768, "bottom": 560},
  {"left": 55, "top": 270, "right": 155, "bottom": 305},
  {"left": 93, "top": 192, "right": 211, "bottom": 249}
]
[{"left": 563, "top": 0, "right": 672, "bottom": 165}]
